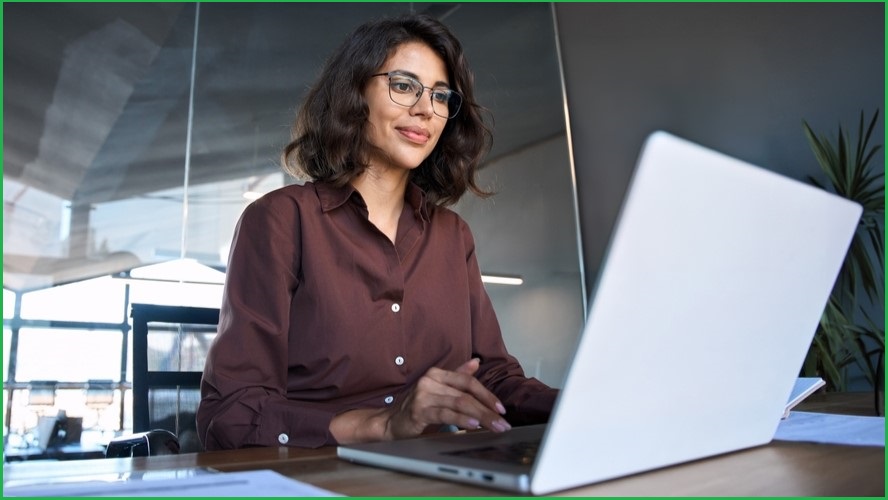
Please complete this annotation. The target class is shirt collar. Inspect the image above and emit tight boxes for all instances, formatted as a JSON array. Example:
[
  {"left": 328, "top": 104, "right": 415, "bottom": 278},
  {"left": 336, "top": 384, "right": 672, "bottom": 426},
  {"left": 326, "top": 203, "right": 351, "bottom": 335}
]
[
  {"left": 405, "top": 182, "right": 432, "bottom": 223},
  {"left": 315, "top": 181, "right": 353, "bottom": 212},
  {"left": 314, "top": 181, "right": 431, "bottom": 223}
]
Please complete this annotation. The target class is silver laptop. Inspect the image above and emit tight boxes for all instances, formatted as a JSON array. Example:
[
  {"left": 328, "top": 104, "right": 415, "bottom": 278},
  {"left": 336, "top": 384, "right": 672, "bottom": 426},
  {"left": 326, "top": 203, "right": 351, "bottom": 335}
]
[{"left": 337, "top": 131, "right": 861, "bottom": 495}]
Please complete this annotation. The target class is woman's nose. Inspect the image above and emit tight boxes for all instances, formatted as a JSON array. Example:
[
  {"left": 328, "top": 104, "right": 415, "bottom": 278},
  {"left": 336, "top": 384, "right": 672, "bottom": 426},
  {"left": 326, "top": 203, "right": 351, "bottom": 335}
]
[{"left": 410, "top": 89, "right": 435, "bottom": 116}]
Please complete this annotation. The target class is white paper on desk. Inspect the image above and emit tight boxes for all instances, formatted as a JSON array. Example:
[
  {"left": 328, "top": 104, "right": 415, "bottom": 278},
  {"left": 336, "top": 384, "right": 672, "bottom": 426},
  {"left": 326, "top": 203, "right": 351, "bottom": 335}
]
[
  {"left": 3, "top": 469, "right": 341, "bottom": 497},
  {"left": 774, "top": 411, "right": 885, "bottom": 447}
]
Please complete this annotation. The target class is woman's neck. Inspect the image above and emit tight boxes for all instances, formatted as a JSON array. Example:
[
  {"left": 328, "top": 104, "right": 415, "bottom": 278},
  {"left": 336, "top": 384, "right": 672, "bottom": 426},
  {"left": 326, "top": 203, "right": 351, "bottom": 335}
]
[{"left": 351, "top": 166, "right": 409, "bottom": 243}]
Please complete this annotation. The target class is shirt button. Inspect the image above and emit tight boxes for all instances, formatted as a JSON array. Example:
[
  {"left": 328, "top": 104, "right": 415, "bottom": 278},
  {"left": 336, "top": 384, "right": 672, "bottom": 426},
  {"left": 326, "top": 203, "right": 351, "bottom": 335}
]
[
  {"left": 395, "top": 356, "right": 405, "bottom": 366},
  {"left": 278, "top": 433, "right": 289, "bottom": 445},
  {"left": 384, "top": 396, "right": 394, "bottom": 404},
  {"left": 391, "top": 303, "right": 401, "bottom": 313}
]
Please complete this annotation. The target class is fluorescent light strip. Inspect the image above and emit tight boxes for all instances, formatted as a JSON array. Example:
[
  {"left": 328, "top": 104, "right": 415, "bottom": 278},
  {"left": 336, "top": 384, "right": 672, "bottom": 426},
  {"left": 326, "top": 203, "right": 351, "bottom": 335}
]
[
  {"left": 481, "top": 275, "right": 524, "bottom": 286},
  {"left": 118, "top": 274, "right": 524, "bottom": 286},
  {"left": 116, "top": 258, "right": 523, "bottom": 287},
  {"left": 117, "top": 275, "right": 524, "bottom": 288}
]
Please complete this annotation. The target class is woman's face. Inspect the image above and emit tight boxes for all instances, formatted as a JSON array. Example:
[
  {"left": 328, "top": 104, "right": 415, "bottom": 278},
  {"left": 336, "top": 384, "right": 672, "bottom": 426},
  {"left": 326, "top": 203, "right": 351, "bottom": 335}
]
[{"left": 363, "top": 41, "right": 450, "bottom": 174}]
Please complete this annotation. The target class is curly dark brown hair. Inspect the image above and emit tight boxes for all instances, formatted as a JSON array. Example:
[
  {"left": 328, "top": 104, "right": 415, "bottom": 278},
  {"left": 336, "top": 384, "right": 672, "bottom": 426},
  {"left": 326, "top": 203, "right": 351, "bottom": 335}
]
[{"left": 281, "top": 14, "right": 492, "bottom": 207}]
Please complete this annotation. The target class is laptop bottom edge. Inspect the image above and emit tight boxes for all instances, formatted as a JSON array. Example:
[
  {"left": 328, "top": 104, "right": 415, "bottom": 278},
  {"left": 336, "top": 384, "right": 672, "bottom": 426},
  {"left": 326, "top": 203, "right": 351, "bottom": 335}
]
[{"left": 337, "top": 446, "right": 532, "bottom": 493}]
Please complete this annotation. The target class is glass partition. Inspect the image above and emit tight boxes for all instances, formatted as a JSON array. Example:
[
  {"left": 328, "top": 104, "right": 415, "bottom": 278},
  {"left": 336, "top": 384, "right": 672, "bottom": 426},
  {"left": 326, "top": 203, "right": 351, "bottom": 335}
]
[{"left": 3, "top": 2, "right": 584, "bottom": 444}]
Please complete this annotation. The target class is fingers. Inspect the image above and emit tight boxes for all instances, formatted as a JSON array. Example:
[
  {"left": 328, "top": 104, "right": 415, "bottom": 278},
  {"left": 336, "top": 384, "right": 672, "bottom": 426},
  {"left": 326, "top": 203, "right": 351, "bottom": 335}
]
[
  {"left": 427, "top": 362, "right": 506, "bottom": 416},
  {"left": 454, "top": 359, "right": 510, "bottom": 411},
  {"left": 419, "top": 362, "right": 511, "bottom": 432},
  {"left": 455, "top": 357, "right": 481, "bottom": 375},
  {"left": 383, "top": 359, "right": 513, "bottom": 440},
  {"left": 432, "top": 406, "right": 511, "bottom": 433},
  {"left": 433, "top": 395, "right": 512, "bottom": 433}
]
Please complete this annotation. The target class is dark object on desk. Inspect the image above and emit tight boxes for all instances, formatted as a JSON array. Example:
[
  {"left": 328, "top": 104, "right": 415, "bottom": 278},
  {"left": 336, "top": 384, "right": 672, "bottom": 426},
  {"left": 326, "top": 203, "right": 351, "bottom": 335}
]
[{"left": 106, "top": 429, "right": 180, "bottom": 457}]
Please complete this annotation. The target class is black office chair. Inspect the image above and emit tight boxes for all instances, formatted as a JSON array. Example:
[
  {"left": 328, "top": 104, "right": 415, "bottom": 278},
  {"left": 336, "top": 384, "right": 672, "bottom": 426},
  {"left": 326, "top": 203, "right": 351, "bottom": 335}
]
[{"left": 129, "top": 303, "right": 219, "bottom": 455}]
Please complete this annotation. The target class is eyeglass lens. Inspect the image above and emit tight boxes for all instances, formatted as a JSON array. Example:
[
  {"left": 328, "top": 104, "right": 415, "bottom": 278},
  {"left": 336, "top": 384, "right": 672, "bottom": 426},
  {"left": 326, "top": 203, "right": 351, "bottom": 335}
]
[{"left": 386, "top": 74, "right": 462, "bottom": 119}]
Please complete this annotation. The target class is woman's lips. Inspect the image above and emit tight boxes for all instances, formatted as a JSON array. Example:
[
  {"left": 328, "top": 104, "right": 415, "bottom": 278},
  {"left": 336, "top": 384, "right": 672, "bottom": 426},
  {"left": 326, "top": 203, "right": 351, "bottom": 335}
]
[{"left": 397, "top": 126, "right": 430, "bottom": 144}]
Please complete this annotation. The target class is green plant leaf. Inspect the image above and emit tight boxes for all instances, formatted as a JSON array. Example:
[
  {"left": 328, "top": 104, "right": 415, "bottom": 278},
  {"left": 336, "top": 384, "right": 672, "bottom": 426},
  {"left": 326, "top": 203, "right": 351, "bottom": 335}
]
[
  {"left": 802, "top": 109, "right": 884, "bottom": 393},
  {"left": 860, "top": 140, "right": 883, "bottom": 168},
  {"left": 814, "top": 333, "right": 845, "bottom": 391},
  {"left": 857, "top": 109, "right": 881, "bottom": 169},
  {"left": 803, "top": 122, "right": 843, "bottom": 189},
  {"left": 849, "top": 335, "right": 879, "bottom": 387},
  {"left": 866, "top": 226, "right": 884, "bottom": 272}
]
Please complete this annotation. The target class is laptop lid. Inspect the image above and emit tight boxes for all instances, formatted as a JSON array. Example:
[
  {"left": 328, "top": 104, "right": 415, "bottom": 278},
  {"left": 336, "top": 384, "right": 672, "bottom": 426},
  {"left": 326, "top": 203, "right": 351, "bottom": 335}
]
[
  {"left": 530, "top": 130, "right": 861, "bottom": 493},
  {"left": 339, "top": 131, "right": 862, "bottom": 495}
]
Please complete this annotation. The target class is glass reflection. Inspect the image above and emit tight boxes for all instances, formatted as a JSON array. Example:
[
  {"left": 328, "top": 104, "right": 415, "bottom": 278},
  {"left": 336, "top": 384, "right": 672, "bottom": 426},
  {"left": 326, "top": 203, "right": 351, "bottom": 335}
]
[{"left": 3, "top": 3, "right": 584, "bottom": 440}]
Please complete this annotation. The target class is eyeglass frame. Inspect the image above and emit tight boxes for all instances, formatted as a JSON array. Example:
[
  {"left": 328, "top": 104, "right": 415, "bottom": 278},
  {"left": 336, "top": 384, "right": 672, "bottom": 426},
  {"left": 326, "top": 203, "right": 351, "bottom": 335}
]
[{"left": 370, "top": 71, "right": 463, "bottom": 119}]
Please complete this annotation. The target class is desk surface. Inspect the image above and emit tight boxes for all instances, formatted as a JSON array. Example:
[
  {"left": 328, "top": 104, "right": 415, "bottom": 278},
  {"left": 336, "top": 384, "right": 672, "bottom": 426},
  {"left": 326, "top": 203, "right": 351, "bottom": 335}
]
[
  {"left": 4, "top": 439, "right": 884, "bottom": 496},
  {"left": 4, "top": 443, "right": 107, "bottom": 463},
  {"left": 4, "top": 394, "right": 885, "bottom": 496}
]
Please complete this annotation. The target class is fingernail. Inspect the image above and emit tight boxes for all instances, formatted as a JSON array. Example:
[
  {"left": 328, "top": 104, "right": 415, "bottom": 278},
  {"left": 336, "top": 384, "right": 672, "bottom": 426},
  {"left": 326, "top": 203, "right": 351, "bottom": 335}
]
[
  {"left": 493, "top": 419, "right": 511, "bottom": 432},
  {"left": 495, "top": 402, "right": 506, "bottom": 415},
  {"left": 467, "top": 418, "right": 480, "bottom": 428}
]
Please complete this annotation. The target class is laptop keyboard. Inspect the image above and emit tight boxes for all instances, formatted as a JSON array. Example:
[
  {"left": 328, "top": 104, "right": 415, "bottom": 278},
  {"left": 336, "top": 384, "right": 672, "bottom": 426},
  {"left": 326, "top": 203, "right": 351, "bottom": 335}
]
[{"left": 442, "top": 439, "right": 540, "bottom": 465}]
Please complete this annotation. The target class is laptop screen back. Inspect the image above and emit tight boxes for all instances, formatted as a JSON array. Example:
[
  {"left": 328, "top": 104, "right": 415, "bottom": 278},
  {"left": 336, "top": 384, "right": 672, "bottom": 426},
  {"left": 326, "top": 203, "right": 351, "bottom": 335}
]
[{"left": 530, "top": 131, "right": 861, "bottom": 493}]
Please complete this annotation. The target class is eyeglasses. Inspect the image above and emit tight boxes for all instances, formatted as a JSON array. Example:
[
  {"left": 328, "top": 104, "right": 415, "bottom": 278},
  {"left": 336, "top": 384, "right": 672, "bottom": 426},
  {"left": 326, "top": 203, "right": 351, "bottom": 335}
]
[{"left": 371, "top": 71, "right": 462, "bottom": 119}]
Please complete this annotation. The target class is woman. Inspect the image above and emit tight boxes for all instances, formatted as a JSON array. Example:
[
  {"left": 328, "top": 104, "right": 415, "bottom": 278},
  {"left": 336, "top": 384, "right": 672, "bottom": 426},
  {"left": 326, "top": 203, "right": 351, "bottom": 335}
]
[{"left": 197, "top": 13, "right": 556, "bottom": 450}]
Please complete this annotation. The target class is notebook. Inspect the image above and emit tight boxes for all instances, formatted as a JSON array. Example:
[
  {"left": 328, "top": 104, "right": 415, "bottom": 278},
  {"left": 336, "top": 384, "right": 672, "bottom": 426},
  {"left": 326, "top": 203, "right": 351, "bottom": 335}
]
[
  {"left": 783, "top": 377, "right": 826, "bottom": 419},
  {"left": 337, "top": 131, "right": 862, "bottom": 494}
]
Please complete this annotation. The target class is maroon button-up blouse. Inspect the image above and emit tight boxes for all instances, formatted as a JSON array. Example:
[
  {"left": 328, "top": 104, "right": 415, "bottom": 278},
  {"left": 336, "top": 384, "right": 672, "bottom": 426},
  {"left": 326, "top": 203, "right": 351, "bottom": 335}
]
[{"left": 197, "top": 181, "right": 556, "bottom": 450}]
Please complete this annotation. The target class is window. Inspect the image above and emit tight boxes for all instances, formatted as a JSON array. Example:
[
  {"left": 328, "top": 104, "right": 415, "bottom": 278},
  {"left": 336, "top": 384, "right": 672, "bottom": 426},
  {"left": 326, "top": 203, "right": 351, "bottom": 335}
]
[
  {"left": 2, "top": 271, "right": 225, "bottom": 451},
  {"left": 15, "top": 328, "right": 122, "bottom": 382}
]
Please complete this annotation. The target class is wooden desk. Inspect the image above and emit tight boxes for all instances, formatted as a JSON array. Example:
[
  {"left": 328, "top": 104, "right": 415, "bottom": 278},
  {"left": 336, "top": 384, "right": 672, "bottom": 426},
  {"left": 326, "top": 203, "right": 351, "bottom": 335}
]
[
  {"left": 4, "top": 436, "right": 883, "bottom": 496},
  {"left": 796, "top": 390, "right": 885, "bottom": 417},
  {"left": 4, "top": 393, "right": 885, "bottom": 496}
]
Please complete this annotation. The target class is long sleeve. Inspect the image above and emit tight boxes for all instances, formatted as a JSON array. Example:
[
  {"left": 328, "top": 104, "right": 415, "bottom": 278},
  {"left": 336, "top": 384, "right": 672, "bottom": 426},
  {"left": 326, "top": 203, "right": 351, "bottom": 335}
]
[
  {"left": 198, "top": 190, "right": 339, "bottom": 449},
  {"left": 459, "top": 222, "right": 559, "bottom": 426}
]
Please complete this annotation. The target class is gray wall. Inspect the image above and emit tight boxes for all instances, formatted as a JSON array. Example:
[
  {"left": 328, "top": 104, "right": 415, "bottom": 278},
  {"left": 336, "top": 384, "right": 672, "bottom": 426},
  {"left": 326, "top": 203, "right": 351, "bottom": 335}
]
[
  {"left": 456, "top": 135, "right": 585, "bottom": 387},
  {"left": 554, "top": 2, "right": 884, "bottom": 289},
  {"left": 554, "top": 2, "right": 884, "bottom": 389}
]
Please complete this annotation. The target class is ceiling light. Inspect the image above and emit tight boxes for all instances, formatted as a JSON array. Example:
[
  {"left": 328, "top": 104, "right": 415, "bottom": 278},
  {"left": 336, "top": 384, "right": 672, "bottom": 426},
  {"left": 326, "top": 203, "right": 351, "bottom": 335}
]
[{"left": 481, "top": 274, "right": 524, "bottom": 286}]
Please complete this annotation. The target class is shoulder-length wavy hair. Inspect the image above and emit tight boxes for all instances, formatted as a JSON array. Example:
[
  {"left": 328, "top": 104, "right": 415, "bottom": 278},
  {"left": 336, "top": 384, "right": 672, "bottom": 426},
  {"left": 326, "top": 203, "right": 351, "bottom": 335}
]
[{"left": 280, "top": 14, "right": 492, "bottom": 207}]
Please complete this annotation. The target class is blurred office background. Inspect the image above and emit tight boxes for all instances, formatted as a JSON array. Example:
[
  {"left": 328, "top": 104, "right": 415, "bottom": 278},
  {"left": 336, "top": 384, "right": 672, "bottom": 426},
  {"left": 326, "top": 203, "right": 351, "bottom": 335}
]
[
  {"left": 3, "top": 2, "right": 883, "bottom": 456},
  {"left": 3, "top": 2, "right": 585, "bottom": 454}
]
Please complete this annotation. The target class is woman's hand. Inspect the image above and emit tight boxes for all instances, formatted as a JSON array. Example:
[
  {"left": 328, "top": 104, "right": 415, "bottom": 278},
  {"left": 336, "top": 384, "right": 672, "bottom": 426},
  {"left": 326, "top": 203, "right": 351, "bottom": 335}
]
[
  {"left": 382, "top": 358, "right": 511, "bottom": 439},
  {"left": 330, "top": 358, "right": 511, "bottom": 444}
]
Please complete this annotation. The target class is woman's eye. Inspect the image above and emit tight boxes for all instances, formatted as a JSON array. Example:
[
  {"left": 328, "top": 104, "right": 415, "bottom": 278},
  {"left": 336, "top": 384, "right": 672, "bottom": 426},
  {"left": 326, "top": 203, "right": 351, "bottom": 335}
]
[
  {"left": 430, "top": 91, "right": 450, "bottom": 104},
  {"left": 390, "top": 80, "right": 416, "bottom": 94}
]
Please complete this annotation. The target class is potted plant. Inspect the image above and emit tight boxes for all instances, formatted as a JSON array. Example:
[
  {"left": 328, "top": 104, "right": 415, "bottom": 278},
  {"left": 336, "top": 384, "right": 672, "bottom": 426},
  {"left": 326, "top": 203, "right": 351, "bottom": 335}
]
[{"left": 800, "top": 110, "right": 884, "bottom": 404}]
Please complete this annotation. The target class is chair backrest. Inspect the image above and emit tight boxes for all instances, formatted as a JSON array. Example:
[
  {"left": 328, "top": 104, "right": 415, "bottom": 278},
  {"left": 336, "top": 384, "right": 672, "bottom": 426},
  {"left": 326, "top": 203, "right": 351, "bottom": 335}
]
[{"left": 130, "top": 304, "right": 219, "bottom": 454}]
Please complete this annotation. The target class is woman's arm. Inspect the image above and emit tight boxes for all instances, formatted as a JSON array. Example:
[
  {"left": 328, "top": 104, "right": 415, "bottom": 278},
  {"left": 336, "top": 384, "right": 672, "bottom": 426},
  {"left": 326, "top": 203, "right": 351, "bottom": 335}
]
[
  {"left": 458, "top": 220, "right": 560, "bottom": 425},
  {"left": 198, "top": 190, "right": 340, "bottom": 449}
]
